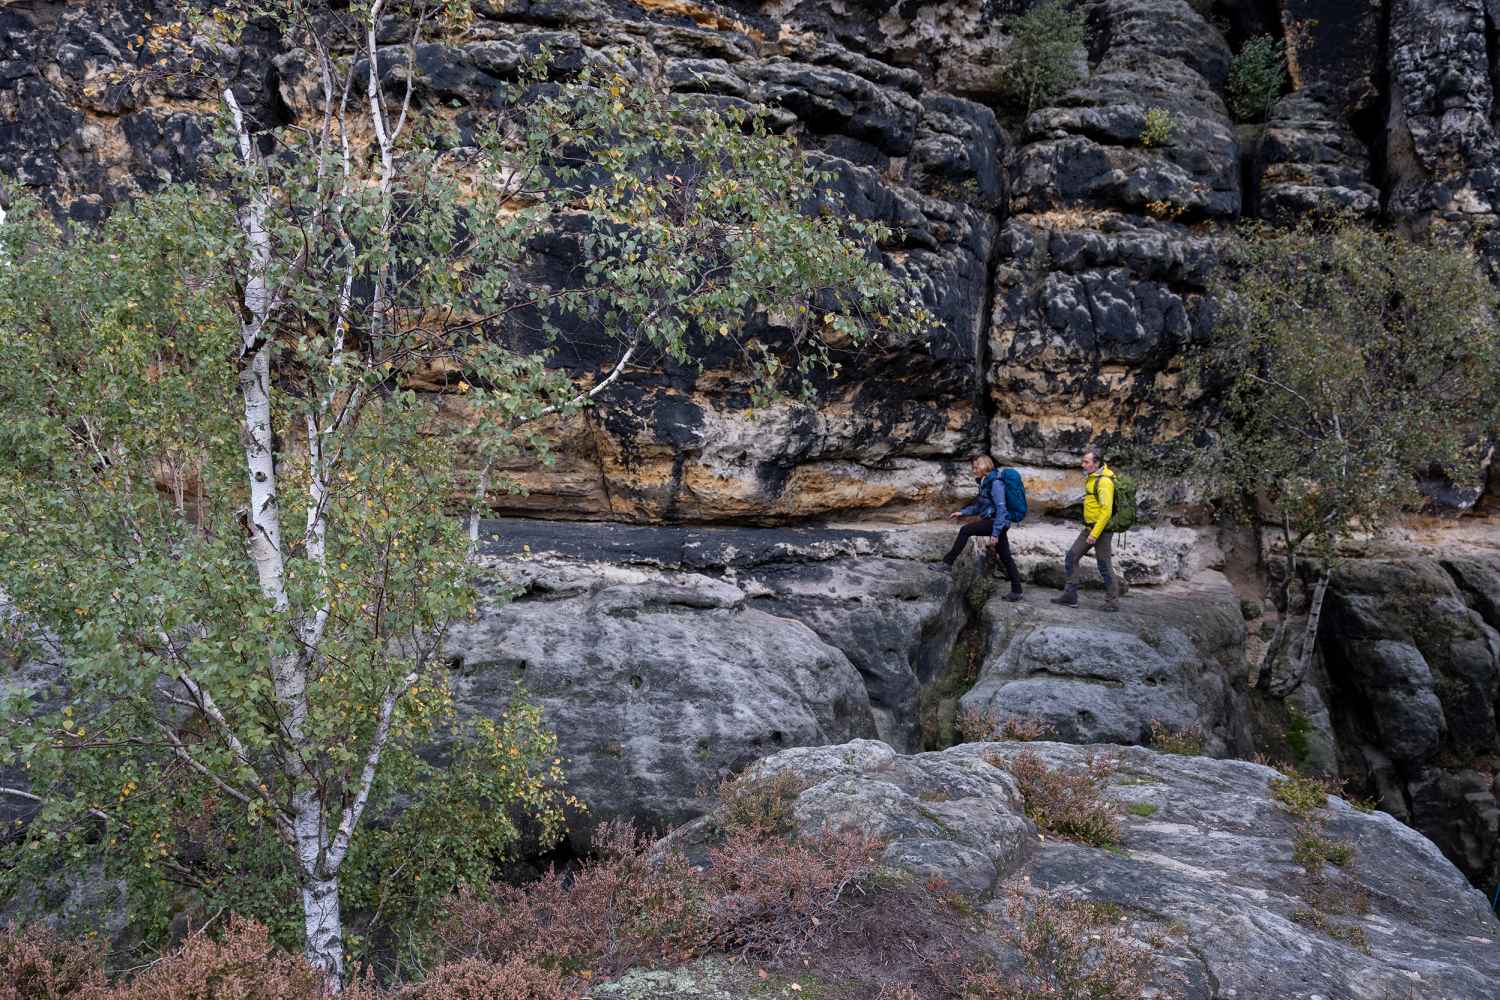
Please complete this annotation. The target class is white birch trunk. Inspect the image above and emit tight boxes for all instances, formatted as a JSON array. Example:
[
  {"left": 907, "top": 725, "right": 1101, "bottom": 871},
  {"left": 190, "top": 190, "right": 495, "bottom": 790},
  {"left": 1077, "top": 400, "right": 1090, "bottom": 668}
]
[
  {"left": 301, "top": 875, "right": 346, "bottom": 986},
  {"left": 227, "top": 86, "right": 348, "bottom": 992}
]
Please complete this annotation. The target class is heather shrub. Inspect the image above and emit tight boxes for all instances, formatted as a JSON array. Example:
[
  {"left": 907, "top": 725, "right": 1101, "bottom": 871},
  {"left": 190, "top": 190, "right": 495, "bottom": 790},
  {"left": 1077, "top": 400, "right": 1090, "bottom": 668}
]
[
  {"left": 962, "top": 892, "right": 1167, "bottom": 1000},
  {"left": 0, "top": 923, "right": 107, "bottom": 1000},
  {"left": 715, "top": 770, "right": 808, "bottom": 836},
  {"left": 1148, "top": 720, "right": 1205, "bottom": 756},
  {"left": 395, "top": 957, "right": 571, "bottom": 1000},
  {"left": 439, "top": 817, "right": 883, "bottom": 980},
  {"left": 957, "top": 706, "right": 1002, "bottom": 742},
  {"left": 436, "top": 820, "right": 707, "bottom": 977},
  {"left": 703, "top": 825, "right": 885, "bottom": 958},
  {"left": 993, "top": 750, "right": 1121, "bottom": 847},
  {"left": 999, "top": 716, "right": 1057, "bottom": 742},
  {"left": 113, "top": 917, "right": 326, "bottom": 1000}
]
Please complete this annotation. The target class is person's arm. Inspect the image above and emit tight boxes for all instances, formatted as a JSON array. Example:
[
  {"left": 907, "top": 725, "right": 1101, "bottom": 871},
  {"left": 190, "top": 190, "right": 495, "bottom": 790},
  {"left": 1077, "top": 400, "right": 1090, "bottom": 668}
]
[
  {"left": 1089, "top": 474, "right": 1115, "bottom": 541},
  {"left": 990, "top": 478, "right": 1010, "bottom": 537}
]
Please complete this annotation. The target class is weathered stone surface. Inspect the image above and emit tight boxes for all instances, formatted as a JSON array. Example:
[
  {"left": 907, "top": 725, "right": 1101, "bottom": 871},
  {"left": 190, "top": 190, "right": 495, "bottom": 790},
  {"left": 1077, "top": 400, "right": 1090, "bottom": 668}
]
[
  {"left": 1254, "top": 87, "right": 1381, "bottom": 221},
  {"left": 731, "top": 738, "right": 1500, "bottom": 999},
  {"left": 447, "top": 515, "right": 1224, "bottom": 833},
  {"left": 1011, "top": 0, "right": 1237, "bottom": 220},
  {"left": 960, "top": 573, "right": 1253, "bottom": 755},
  {"left": 989, "top": 214, "right": 1216, "bottom": 465},
  {"left": 1317, "top": 556, "right": 1500, "bottom": 890}
]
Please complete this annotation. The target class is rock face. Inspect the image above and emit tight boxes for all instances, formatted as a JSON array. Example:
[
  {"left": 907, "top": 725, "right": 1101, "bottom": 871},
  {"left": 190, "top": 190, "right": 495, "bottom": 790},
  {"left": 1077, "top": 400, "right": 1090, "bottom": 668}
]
[
  {"left": 725, "top": 738, "right": 1500, "bottom": 1000},
  {"left": 445, "top": 519, "right": 965, "bottom": 834},
  {"left": 1314, "top": 555, "right": 1500, "bottom": 895},
  {"left": 445, "top": 516, "right": 1228, "bottom": 834},
  {"left": 960, "top": 574, "right": 1253, "bottom": 755}
]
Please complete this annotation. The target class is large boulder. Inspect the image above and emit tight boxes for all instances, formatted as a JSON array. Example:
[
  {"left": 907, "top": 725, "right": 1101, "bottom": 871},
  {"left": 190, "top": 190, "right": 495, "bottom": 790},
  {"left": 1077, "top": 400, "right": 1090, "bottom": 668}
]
[
  {"left": 729, "top": 738, "right": 1500, "bottom": 999},
  {"left": 959, "top": 571, "right": 1253, "bottom": 755}
]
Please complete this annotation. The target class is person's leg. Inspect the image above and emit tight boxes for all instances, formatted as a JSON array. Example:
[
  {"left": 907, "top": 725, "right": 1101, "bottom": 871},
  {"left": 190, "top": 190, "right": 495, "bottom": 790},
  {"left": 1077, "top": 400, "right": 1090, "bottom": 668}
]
[
  {"left": 996, "top": 527, "right": 1022, "bottom": 597},
  {"left": 1054, "top": 528, "right": 1093, "bottom": 605},
  {"left": 941, "top": 518, "right": 993, "bottom": 565},
  {"left": 1096, "top": 531, "right": 1120, "bottom": 610}
]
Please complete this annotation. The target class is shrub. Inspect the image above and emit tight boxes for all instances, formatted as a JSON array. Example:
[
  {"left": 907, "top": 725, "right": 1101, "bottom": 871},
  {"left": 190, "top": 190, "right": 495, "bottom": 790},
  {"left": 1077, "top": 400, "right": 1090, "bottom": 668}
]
[
  {"left": 1269, "top": 772, "right": 1334, "bottom": 819},
  {"left": 1227, "top": 35, "right": 1287, "bottom": 123},
  {"left": 0, "top": 924, "right": 107, "bottom": 1000},
  {"left": 999, "top": 0, "right": 1088, "bottom": 113},
  {"left": 715, "top": 770, "right": 809, "bottom": 836},
  {"left": 994, "top": 750, "right": 1121, "bottom": 847},
  {"left": 705, "top": 825, "right": 884, "bottom": 958},
  {"left": 957, "top": 706, "right": 1001, "bottom": 742},
  {"left": 113, "top": 917, "right": 327, "bottom": 1000},
  {"left": 961, "top": 892, "right": 1165, "bottom": 999},
  {"left": 1292, "top": 824, "right": 1354, "bottom": 871},
  {"left": 1140, "top": 106, "right": 1175, "bottom": 147},
  {"left": 1148, "top": 720, "right": 1205, "bottom": 756},
  {"left": 394, "top": 958, "right": 571, "bottom": 1000},
  {"left": 438, "top": 817, "right": 883, "bottom": 979},
  {"left": 435, "top": 820, "right": 707, "bottom": 977},
  {"left": 1000, "top": 716, "right": 1058, "bottom": 742}
]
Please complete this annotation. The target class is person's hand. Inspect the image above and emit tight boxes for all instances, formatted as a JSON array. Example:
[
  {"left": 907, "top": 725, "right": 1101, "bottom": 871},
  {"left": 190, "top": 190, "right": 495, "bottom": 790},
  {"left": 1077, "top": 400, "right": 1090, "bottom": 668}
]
[
  {"left": 949, "top": 511, "right": 963, "bottom": 520},
  {"left": 983, "top": 537, "right": 997, "bottom": 548}
]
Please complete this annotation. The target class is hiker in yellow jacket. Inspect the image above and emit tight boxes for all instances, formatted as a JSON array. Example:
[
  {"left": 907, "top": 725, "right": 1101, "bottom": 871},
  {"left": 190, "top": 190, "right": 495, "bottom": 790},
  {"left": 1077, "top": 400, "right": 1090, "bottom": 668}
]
[{"left": 1052, "top": 448, "right": 1121, "bottom": 612}]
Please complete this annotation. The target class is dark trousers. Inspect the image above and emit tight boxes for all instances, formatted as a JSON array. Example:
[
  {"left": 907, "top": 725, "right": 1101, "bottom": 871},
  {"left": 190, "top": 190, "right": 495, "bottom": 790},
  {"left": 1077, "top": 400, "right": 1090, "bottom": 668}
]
[
  {"left": 1063, "top": 527, "right": 1119, "bottom": 603},
  {"left": 942, "top": 518, "right": 1023, "bottom": 593}
]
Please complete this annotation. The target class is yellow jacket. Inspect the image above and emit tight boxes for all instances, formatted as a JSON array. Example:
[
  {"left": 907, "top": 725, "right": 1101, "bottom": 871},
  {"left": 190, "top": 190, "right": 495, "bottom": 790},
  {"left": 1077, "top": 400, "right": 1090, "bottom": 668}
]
[{"left": 1083, "top": 466, "right": 1115, "bottom": 540}]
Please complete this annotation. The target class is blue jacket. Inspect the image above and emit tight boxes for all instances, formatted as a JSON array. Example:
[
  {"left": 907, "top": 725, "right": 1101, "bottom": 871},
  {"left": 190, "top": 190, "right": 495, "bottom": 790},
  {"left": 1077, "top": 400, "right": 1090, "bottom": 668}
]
[{"left": 959, "top": 470, "right": 1012, "bottom": 538}]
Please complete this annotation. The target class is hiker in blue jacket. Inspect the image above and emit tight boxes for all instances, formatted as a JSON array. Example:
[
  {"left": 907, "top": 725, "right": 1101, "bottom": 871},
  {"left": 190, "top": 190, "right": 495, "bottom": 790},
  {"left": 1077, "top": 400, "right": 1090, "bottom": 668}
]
[{"left": 940, "top": 455, "right": 1025, "bottom": 601}]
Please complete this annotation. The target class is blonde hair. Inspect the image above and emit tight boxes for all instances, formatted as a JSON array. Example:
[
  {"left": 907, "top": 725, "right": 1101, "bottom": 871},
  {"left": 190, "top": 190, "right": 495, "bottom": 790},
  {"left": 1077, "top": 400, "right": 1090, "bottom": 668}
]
[{"left": 971, "top": 455, "right": 996, "bottom": 474}]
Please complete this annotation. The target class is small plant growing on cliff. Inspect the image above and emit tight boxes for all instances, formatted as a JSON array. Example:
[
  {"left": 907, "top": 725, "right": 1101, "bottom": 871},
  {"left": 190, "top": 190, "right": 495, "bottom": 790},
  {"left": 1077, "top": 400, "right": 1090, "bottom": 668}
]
[
  {"left": 994, "top": 750, "right": 1121, "bottom": 847},
  {"left": 1227, "top": 35, "right": 1287, "bottom": 122},
  {"left": 1148, "top": 720, "right": 1204, "bottom": 756},
  {"left": 1139, "top": 106, "right": 1176, "bottom": 148},
  {"left": 999, "top": 0, "right": 1088, "bottom": 114},
  {"left": 961, "top": 891, "right": 1166, "bottom": 1000},
  {"left": 0, "top": 1, "right": 931, "bottom": 988},
  {"left": 1199, "top": 219, "right": 1500, "bottom": 696}
]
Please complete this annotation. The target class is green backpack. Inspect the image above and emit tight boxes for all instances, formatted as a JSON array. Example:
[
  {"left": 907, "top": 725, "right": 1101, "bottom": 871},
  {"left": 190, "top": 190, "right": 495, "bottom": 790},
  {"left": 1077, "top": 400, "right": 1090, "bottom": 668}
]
[
  {"left": 1104, "top": 471, "right": 1138, "bottom": 533},
  {"left": 1091, "top": 470, "right": 1139, "bottom": 533}
]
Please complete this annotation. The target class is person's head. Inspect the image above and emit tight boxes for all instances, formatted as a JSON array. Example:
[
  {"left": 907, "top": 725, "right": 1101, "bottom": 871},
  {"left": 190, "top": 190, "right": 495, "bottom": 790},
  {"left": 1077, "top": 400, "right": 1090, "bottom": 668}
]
[
  {"left": 971, "top": 455, "right": 996, "bottom": 478},
  {"left": 1081, "top": 449, "right": 1104, "bottom": 474}
]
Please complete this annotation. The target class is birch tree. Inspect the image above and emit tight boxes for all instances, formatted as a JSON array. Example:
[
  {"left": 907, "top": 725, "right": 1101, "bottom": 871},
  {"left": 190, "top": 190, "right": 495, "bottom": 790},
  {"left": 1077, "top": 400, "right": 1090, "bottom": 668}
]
[
  {"left": 1200, "top": 219, "right": 1500, "bottom": 695},
  {"left": 0, "top": 0, "right": 931, "bottom": 988}
]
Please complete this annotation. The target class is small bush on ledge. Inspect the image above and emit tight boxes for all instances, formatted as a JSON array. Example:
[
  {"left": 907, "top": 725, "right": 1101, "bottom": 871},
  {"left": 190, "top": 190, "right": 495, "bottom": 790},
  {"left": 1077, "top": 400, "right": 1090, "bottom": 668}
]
[{"left": 990, "top": 749, "right": 1122, "bottom": 847}]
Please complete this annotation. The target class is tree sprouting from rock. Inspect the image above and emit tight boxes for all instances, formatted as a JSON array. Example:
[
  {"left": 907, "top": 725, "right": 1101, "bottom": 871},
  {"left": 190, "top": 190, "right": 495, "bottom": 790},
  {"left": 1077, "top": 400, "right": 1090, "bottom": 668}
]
[
  {"left": 0, "top": 0, "right": 933, "bottom": 989},
  {"left": 1198, "top": 218, "right": 1500, "bottom": 695},
  {"left": 998, "top": 0, "right": 1088, "bottom": 114}
]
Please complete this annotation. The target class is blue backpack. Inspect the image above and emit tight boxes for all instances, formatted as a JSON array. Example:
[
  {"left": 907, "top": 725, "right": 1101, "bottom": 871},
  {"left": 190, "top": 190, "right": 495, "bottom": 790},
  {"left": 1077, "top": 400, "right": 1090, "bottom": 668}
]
[{"left": 1000, "top": 467, "right": 1028, "bottom": 523}]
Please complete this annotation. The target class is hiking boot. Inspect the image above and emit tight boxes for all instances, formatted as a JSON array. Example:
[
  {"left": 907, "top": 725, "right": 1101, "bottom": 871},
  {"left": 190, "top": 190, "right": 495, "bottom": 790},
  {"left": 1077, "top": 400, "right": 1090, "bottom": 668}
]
[
  {"left": 1051, "top": 589, "right": 1079, "bottom": 608},
  {"left": 1003, "top": 592, "right": 1024, "bottom": 603},
  {"left": 1101, "top": 602, "right": 1121, "bottom": 613}
]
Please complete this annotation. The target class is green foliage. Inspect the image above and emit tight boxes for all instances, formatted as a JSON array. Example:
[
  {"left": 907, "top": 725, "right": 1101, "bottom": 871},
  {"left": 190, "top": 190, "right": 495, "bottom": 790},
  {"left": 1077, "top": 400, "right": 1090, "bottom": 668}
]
[
  {"left": 999, "top": 0, "right": 1088, "bottom": 114},
  {"left": 1140, "top": 106, "right": 1176, "bottom": 148},
  {"left": 1199, "top": 220, "right": 1500, "bottom": 570},
  {"left": 1269, "top": 773, "right": 1332, "bottom": 820},
  {"left": 1293, "top": 825, "right": 1354, "bottom": 870},
  {"left": 0, "top": 1, "right": 929, "bottom": 978},
  {"left": 1228, "top": 35, "right": 1287, "bottom": 122}
]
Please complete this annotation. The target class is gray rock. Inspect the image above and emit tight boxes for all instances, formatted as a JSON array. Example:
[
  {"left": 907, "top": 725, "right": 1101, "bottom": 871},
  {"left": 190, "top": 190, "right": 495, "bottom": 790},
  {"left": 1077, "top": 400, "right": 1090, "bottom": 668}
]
[
  {"left": 445, "top": 558, "right": 880, "bottom": 837},
  {"left": 960, "top": 577, "right": 1253, "bottom": 756},
  {"left": 742, "top": 738, "right": 1500, "bottom": 999}
]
